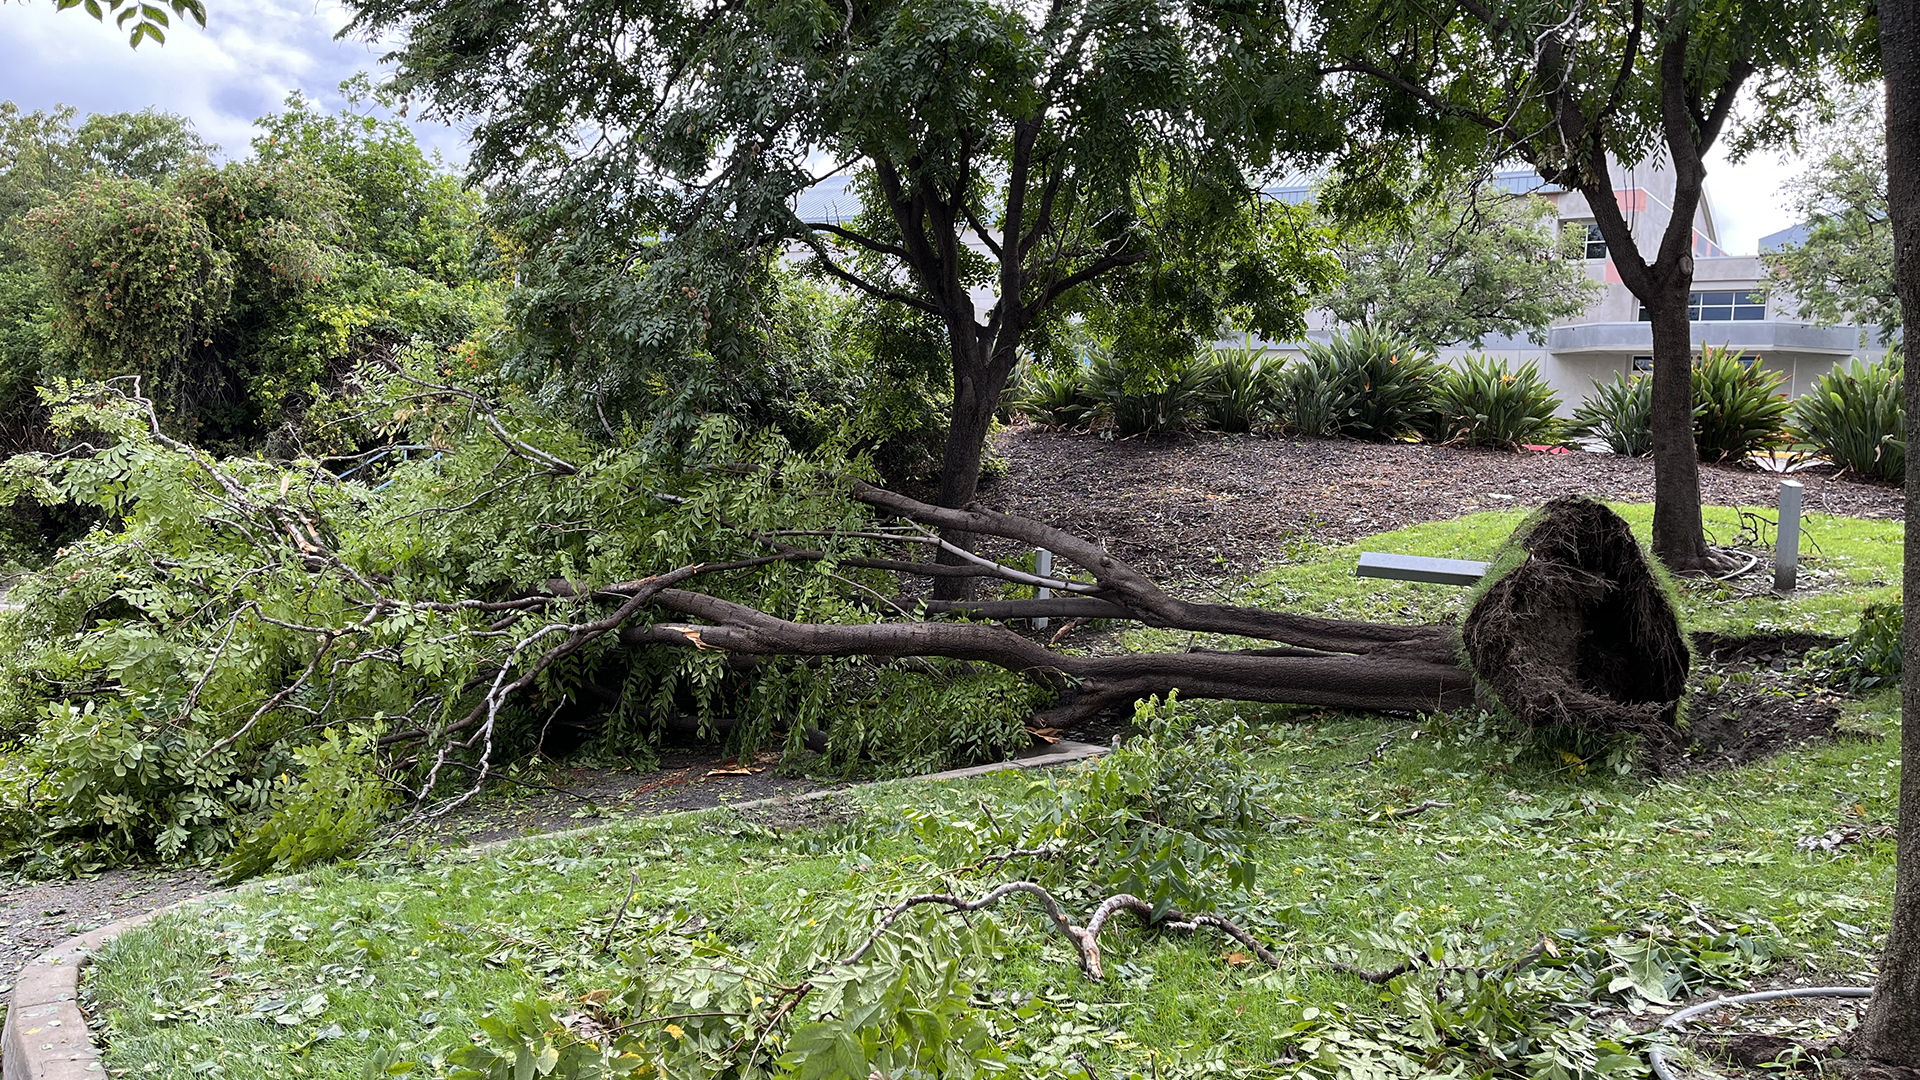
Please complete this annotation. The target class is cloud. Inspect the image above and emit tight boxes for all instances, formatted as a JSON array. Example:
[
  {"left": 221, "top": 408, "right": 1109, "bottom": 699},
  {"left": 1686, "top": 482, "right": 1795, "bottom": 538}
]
[
  {"left": 1, "top": 2, "right": 1821, "bottom": 254},
  {"left": 1704, "top": 143, "right": 1801, "bottom": 257},
  {"left": 0, "top": 0, "right": 467, "bottom": 165}
]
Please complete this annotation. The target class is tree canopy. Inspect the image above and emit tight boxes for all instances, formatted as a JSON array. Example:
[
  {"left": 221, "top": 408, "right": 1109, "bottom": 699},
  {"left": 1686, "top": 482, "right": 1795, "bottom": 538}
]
[
  {"left": 345, "top": 0, "right": 1346, "bottom": 593},
  {"left": 1317, "top": 0, "right": 1870, "bottom": 573},
  {"left": 1316, "top": 181, "right": 1599, "bottom": 349},
  {"left": 1764, "top": 94, "right": 1897, "bottom": 341}
]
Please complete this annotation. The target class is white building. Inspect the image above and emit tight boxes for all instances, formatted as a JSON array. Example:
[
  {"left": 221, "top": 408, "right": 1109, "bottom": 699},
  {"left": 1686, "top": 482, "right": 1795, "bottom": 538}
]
[{"left": 1251, "top": 160, "right": 1887, "bottom": 414}]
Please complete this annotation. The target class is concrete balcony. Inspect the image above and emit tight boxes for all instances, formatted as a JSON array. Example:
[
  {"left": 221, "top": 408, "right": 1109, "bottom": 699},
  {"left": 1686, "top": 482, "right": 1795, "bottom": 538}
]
[{"left": 1545, "top": 320, "right": 1872, "bottom": 356}]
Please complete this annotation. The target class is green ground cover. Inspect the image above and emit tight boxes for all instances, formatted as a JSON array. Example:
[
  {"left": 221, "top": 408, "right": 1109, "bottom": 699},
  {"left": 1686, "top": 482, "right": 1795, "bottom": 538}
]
[
  {"left": 1231, "top": 504, "right": 1899, "bottom": 635},
  {"left": 80, "top": 506, "right": 1904, "bottom": 1080}
]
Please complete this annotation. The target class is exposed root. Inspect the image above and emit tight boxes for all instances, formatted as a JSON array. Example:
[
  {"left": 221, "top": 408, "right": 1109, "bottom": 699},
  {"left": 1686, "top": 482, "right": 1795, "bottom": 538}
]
[{"left": 1464, "top": 496, "right": 1690, "bottom": 739}]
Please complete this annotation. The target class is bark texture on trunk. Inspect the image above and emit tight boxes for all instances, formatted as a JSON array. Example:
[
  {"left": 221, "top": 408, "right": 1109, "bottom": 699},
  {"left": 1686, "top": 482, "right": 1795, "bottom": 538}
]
[
  {"left": 1644, "top": 275, "right": 1714, "bottom": 570},
  {"left": 1860, "top": 0, "right": 1920, "bottom": 1060},
  {"left": 1549, "top": 32, "right": 1751, "bottom": 576},
  {"left": 929, "top": 347, "right": 1013, "bottom": 601},
  {"left": 627, "top": 480, "right": 1475, "bottom": 723}
]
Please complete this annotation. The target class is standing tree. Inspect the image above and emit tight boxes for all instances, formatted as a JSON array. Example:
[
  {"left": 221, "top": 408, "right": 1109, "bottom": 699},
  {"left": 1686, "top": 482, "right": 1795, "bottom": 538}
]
[
  {"left": 1317, "top": 180, "right": 1600, "bottom": 349},
  {"left": 344, "top": 0, "right": 1339, "bottom": 597},
  {"left": 1321, "top": 0, "right": 1861, "bottom": 572},
  {"left": 1859, "top": 0, "right": 1920, "bottom": 1064},
  {"left": 0, "top": 103, "right": 214, "bottom": 450},
  {"left": 1763, "top": 93, "right": 1897, "bottom": 341}
]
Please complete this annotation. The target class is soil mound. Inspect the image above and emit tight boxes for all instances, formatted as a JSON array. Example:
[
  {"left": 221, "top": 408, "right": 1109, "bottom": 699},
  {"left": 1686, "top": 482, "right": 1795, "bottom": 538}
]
[{"left": 1463, "top": 497, "right": 1690, "bottom": 738}]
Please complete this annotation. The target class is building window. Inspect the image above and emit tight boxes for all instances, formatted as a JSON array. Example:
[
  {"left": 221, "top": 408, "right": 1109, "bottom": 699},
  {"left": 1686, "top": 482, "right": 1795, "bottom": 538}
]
[
  {"left": 1636, "top": 290, "right": 1767, "bottom": 322},
  {"left": 1631, "top": 356, "right": 1654, "bottom": 373},
  {"left": 1583, "top": 224, "right": 1607, "bottom": 260}
]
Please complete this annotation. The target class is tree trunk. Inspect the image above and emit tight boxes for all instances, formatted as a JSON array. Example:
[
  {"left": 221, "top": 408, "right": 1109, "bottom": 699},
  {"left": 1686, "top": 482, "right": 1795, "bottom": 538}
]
[
  {"left": 626, "top": 590, "right": 1473, "bottom": 723},
  {"left": 1858, "top": 0, "right": 1920, "bottom": 1061},
  {"left": 1643, "top": 269, "right": 1716, "bottom": 571},
  {"left": 930, "top": 344, "right": 1017, "bottom": 601},
  {"left": 596, "top": 492, "right": 1678, "bottom": 734}
]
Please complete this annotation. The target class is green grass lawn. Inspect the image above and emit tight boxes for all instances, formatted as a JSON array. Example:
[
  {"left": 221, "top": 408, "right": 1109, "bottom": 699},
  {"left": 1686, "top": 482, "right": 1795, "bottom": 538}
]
[
  {"left": 1232, "top": 503, "right": 1899, "bottom": 636},
  {"left": 82, "top": 506, "right": 1905, "bottom": 1080}
]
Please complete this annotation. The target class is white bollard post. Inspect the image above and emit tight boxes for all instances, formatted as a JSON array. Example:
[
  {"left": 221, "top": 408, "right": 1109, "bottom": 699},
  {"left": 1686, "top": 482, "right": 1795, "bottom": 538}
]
[
  {"left": 1775, "top": 479, "right": 1803, "bottom": 592},
  {"left": 1034, "top": 548, "right": 1052, "bottom": 631}
]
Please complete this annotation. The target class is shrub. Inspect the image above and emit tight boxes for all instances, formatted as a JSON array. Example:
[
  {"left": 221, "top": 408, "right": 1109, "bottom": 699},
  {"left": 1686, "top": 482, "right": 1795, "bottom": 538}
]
[
  {"left": 1198, "top": 344, "right": 1276, "bottom": 433},
  {"left": 1434, "top": 356, "right": 1562, "bottom": 448},
  {"left": 1016, "top": 362, "right": 1092, "bottom": 429},
  {"left": 1568, "top": 371, "right": 1652, "bottom": 456},
  {"left": 1790, "top": 355, "right": 1904, "bottom": 481},
  {"left": 222, "top": 724, "right": 393, "bottom": 881},
  {"left": 1572, "top": 350, "right": 1791, "bottom": 461},
  {"left": 1285, "top": 327, "right": 1441, "bottom": 440},
  {"left": 1081, "top": 350, "right": 1214, "bottom": 436},
  {"left": 1274, "top": 352, "right": 1341, "bottom": 436},
  {"left": 1813, "top": 603, "right": 1902, "bottom": 692},
  {"left": 1691, "top": 344, "right": 1790, "bottom": 461}
]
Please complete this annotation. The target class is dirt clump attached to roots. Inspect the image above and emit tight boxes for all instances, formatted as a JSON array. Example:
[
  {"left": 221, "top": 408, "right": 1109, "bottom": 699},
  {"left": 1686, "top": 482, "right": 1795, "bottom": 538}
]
[{"left": 1464, "top": 496, "right": 1691, "bottom": 741}]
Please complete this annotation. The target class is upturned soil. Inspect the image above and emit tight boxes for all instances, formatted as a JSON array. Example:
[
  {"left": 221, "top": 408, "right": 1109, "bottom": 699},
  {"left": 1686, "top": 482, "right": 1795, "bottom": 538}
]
[{"left": 3, "top": 429, "right": 1901, "bottom": 987}]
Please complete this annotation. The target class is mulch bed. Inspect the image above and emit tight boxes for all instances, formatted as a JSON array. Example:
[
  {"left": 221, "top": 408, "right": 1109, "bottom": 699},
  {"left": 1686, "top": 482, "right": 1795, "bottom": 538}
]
[{"left": 979, "top": 427, "right": 1902, "bottom": 583}]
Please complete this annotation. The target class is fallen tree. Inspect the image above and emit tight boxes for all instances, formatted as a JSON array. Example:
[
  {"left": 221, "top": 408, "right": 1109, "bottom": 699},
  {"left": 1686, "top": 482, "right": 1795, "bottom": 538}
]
[{"left": 0, "top": 372, "right": 1687, "bottom": 871}]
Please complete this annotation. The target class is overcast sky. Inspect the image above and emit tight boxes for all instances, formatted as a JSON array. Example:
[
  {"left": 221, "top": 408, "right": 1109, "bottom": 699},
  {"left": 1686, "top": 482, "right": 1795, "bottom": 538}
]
[{"left": 4, "top": 0, "right": 1810, "bottom": 256}]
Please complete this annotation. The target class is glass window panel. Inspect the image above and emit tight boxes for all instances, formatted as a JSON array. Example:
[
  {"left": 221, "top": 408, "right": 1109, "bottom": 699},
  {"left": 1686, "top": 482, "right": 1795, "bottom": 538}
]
[{"left": 1585, "top": 224, "right": 1607, "bottom": 260}]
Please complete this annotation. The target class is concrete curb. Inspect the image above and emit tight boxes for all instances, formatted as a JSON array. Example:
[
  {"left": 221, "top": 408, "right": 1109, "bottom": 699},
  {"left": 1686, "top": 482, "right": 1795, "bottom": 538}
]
[
  {"left": 2, "top": 900, "right": 201, "bottom": 1080},
  {"left": 2, "top": 739, "right": 1109, "bottom": 1079}
]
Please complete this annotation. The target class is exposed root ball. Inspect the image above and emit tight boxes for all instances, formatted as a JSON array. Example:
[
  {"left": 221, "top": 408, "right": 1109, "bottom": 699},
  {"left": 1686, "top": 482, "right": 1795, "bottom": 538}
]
[{"left": 1463, "top": 497, "right": 1689, "bottom": 737}]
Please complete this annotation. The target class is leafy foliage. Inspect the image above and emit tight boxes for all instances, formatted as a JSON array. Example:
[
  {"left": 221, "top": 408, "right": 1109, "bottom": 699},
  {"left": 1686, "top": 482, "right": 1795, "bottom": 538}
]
[
  {"left": 1080, "top": 350, "right": 1214, "bottom": 437},
  {"left": 345, "top": 0, "right": 1342, "bottom": 505},
  {"left": 1015, "top": 693, "right": 1277, "bottom": 913},
  {"left": 1014, "top": 363, "right": 1092, "bottom": 430},
  {"left": 1690, "top": 345, "right": 1790, "bottom": 462},
  {"left": 221, "top": 724, "right": 395, "bottom": 881},
  {"left": 1813, "top": 603, "right": 1902, "bottom": 692},
  {"left": 1318, "top": 183, "right": 1600, "bottom": 349},
  {"left": 1790, "top": 354, "right": 1905, "bottom": 481},
  {"left": 252, "top": 82, "right": 483, "bottom": 286},
  {"left": 0, "top": 370, "right": 1043, "bottom": 871},
  {"left": 1282, "top": 327, "right": 1442, "bottom": 440},
  {"left": 1568, "top": 373, "right": 1653, "bottom": 457},
  {"left": 1572, "top": 353, "right": 1793, "bottom": 463},
  {"left": 0, "top": 103, "right": 215, "bottom": 455},
  {"left": 1200, "top": 343, "right": 1280, "bottom": 434},
  {"left": 18, "top": 99, "right": 500, "bottom": 452},
  {"left": 1762, "top": 91, "right": 1896, "bottom": 338},
  {"left": 1432, "top": 356, "right": 1562, "bottom": 448},
  {"left": 53, "top": 0, "right": 206, "bottom": 47}
]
